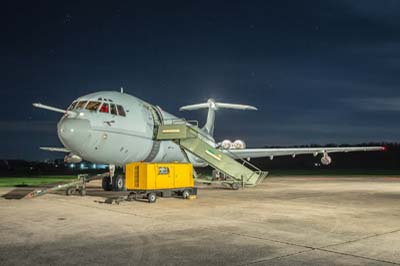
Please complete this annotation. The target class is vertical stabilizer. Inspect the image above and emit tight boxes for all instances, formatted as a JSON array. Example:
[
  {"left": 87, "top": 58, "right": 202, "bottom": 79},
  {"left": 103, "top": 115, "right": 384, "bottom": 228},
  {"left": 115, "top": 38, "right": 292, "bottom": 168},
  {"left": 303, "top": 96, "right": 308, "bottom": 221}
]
[{"left": 179, "top": 99, "right": 257, "bottom": 136}]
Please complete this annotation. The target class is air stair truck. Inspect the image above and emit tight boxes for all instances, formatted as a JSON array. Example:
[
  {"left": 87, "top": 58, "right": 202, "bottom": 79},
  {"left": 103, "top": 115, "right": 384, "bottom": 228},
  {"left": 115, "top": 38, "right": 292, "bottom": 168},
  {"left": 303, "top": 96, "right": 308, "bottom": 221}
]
[{"left": 125, "top": 162, "right": 197, "bottom": 203}]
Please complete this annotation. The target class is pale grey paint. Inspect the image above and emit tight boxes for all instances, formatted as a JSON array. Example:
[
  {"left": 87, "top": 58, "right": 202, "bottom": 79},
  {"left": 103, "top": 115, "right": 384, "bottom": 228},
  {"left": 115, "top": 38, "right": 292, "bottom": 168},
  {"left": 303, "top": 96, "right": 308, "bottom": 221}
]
[{"left": 35, "top": 91, "right": 383, "bottom": 167}]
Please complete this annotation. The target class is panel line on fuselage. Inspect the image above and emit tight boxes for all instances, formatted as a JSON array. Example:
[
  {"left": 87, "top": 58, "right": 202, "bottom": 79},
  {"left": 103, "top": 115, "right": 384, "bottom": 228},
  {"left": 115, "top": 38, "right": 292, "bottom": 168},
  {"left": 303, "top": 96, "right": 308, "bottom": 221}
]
[{"left": 91, "top": 127, "right": 153, "bottom": 140}]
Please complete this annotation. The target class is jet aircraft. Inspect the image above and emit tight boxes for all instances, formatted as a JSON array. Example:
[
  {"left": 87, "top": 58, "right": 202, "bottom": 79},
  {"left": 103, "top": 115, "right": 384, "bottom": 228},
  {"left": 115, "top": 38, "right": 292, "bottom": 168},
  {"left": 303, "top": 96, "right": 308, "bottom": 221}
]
[{"left": 33, "top": 90, "right": 384, "bottom": 191}]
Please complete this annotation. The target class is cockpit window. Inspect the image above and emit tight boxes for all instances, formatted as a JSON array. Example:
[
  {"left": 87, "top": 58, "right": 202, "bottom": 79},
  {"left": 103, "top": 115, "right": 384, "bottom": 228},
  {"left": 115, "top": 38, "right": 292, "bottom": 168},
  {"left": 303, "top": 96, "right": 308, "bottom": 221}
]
[
  {"left": 86, "top": 101, "right": 101, "bottom": 111},
  {"left": 68, "top": 101, "right": 77, "bottom": 110},
  {"left": 75, "top": 101, "right": 87, "bottom": 109},
  {"left": 99, "top": 103, "right": 109, "bottom": 113},
  {"left": 110, "top": 104, "right": 117, "bottom": 115},
  {"left": 117, "top": 105, "right": 126, "bottom": 117}
]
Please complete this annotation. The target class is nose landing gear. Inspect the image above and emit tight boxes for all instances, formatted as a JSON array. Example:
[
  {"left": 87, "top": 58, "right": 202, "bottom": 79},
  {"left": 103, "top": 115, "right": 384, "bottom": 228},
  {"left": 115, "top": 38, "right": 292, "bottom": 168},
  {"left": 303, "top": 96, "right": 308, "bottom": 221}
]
[
  {"left": 101, "top": 164, "right": 126, "bottom": 191},
  {"left": 101, "top": 176, "right": 112, "bottom": 191},
  {"left": 112, "top": 175, "right": 125, "bottom": 191},
  {"left": 101, "top": 175, "right": 126, "bottom": 191}
]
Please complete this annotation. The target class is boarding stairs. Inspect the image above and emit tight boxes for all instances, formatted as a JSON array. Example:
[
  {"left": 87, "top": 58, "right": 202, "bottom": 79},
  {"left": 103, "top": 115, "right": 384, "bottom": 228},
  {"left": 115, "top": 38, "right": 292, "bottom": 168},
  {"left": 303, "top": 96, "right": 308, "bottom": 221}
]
[{"left": 155, "top": 120, "right": 268, "bottom": 187}]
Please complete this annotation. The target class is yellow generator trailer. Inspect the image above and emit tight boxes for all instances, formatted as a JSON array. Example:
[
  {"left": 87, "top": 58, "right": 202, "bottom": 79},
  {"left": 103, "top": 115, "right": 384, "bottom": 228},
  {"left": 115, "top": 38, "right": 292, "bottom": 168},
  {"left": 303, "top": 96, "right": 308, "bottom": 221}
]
[{"left": 125, "top": 162, "right": 197, "bottom": 203}]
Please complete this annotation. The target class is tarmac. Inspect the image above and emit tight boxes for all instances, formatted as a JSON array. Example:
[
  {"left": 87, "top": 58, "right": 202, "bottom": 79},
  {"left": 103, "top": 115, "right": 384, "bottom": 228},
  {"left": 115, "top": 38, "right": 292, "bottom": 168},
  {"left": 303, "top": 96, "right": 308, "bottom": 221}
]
[{"left": 0, "top": 176, "right": 399, "bottom": 266}]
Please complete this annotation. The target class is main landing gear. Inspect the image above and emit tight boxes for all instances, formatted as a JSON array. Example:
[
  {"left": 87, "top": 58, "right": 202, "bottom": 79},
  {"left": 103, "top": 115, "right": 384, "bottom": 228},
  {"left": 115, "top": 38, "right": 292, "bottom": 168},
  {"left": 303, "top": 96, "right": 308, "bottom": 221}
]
[
  {"left": 101, "top": 164, "right": 126, "bottom": 191},
  {"left": 101, "top": 175, "right": 125, "bottom": 191}
]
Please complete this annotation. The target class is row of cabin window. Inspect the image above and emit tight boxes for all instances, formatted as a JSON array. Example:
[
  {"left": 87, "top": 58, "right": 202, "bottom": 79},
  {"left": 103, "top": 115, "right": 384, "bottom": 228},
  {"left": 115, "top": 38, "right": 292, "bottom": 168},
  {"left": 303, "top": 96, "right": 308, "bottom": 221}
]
[{"left": 68, "top": 101, "right": 126, "bottom": 116}]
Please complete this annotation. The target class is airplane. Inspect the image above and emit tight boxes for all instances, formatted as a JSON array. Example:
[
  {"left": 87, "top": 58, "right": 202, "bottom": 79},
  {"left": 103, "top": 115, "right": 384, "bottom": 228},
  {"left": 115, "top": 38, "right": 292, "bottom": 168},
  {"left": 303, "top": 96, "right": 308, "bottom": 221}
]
[{"left": 33, "top": 90, "right": 385, "bottom": 191}]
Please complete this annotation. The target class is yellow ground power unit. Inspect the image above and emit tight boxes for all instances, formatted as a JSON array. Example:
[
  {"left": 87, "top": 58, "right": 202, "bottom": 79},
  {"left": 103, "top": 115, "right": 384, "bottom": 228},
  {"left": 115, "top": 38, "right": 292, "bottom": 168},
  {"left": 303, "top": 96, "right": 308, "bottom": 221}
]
[{"left": 125, "top": 162, "right": 197, "bottom": 203}]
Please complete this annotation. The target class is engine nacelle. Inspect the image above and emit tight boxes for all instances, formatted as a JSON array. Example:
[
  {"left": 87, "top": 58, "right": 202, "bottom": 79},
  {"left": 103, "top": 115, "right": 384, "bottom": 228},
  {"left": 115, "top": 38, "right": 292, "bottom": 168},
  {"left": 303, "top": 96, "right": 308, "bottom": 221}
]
[
  {"left": 320, "top": 153, "right": 332, "bottom": 165},
  {"left": 221, "top": 139, "right": 233, "bottom": 149},
  {"left": 233, "top": 139, "right": 246, "bottom": 149},
  {"left": 64, "top": 153, "right": 83, "bottom": 163},
  {"left": 220, "top": 139, "right": 246, "bottom": 149}
]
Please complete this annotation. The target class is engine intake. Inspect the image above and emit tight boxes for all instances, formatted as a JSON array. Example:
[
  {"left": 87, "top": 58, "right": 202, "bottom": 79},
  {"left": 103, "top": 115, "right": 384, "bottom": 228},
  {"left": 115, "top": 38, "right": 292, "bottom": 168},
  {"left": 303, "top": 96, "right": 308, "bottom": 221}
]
[
  {"left": 233, "top": 139, "right": 246, "bottom": 149},
  {"left": 220, "top": 139, "right": 246, "bottom": 149},
  {"left": 221, "top": 140, "right": 232, "bottom": 150}
]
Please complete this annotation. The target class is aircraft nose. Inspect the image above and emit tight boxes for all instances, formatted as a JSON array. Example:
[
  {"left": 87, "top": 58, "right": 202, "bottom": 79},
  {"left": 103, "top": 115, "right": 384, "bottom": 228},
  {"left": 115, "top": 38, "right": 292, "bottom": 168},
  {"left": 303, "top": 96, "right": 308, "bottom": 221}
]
[{"left": 58, "top": 118, "right": 91, "bottom": 152}]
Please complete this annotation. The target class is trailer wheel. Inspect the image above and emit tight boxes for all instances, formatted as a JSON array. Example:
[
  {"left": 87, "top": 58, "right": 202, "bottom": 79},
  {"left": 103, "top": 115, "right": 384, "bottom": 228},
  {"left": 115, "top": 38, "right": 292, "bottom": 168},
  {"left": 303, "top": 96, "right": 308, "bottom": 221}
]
[
  {"left": 231, "top": 182, "right": 240, "bottom": 190},
  {"left": 102, "top": 176, "right": 112, "bottom": 191},
  {"left": 147, "top": 193, "right": 157, "bottom": 203},
  {"left": 66, "top": 187, "right": 76, "bottom": 196},
  {"left": 182, "top": 190, "right": 190, "bottom": 199},
  {"left": 112, "top": 175, "right": 125, "bottom": 191}
]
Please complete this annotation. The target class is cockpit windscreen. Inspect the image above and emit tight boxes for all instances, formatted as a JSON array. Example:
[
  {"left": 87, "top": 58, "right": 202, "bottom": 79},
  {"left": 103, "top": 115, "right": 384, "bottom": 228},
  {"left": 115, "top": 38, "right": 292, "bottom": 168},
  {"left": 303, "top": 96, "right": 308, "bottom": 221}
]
[
  {"left": 86, "top": 101, "right": 101, "bottom": 111},
  {"left": 75, "top": 101, "right": 87, "bottom": 109},
  {"left": 67, "top": 101, "right": 77, "bottom": 110},
  {"left": 68, "top": 98, "right": 126, "bottom": 117}
]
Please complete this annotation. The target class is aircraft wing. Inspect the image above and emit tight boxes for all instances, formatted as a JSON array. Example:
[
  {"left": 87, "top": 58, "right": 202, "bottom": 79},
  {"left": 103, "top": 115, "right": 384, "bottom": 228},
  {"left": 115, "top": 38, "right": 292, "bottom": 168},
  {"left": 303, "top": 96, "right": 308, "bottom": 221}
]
[
  {"left": 225, "top": 146, "right": 385, "bottom": 159},
  {"left": 40, "top": 147, "right": 70, "bottom": 153}
]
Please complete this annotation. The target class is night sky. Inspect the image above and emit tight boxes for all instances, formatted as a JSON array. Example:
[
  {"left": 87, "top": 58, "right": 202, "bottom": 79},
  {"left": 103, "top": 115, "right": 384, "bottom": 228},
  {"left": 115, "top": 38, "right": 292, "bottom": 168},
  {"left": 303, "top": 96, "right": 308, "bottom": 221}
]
[{"left": 2, "top": 1, "right": 400, "bottom": 160}]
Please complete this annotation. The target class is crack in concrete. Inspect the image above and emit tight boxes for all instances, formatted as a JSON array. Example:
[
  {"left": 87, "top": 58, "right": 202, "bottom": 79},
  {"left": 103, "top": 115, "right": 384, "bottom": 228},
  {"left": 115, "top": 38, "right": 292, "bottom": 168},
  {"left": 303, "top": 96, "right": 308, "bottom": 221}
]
[
  {"left": 237, "top": 249, "right": 312, "bottom": 266},
  {"left": 320, "top": 228, "right": 400, "bottom": 249},
  {"left": 316, "top": 248, "right": 400, "bottom": 266},
  {"left": 229, "top": 231, "right": 400, "bottom": 266}
]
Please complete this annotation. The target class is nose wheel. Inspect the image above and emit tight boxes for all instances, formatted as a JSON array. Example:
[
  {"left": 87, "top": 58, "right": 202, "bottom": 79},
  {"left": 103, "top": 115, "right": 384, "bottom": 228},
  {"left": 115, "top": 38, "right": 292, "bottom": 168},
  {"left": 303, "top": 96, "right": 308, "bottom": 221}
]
[
  {"left": 101, "top": 175, "right": 125, "bottom": 191},
  {"left": 112, "top": 175, "right": 126, "bottom": 191}
]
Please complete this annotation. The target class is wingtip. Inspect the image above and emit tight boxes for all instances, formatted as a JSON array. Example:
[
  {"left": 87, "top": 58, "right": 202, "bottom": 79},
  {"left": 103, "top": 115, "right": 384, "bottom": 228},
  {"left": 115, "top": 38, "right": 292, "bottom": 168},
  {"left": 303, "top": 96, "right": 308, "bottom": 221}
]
[{"left": 244, "top": 105, "right": 258, "bottom": 111}]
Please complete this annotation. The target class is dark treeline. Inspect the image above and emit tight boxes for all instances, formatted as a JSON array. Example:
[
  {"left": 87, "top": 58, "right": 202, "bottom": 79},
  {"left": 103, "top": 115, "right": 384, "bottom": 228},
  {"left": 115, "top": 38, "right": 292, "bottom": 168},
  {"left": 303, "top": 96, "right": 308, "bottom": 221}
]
[
  {"left": 1, "top": 142, "right": 399, "bottom": 177},
  {"left": 0, "top": 160, "right": 104, "bottom": 177}
]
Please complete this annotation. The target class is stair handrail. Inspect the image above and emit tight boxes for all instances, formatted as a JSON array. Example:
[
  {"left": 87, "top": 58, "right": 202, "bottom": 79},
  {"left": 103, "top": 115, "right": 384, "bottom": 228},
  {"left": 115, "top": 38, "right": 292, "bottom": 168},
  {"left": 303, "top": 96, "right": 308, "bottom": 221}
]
[
  {"left": 222, "top": 148, "right": 263, "bottom": 173},
  {"left": 184, "top": 123, "right": 264, "bottom": 174}
]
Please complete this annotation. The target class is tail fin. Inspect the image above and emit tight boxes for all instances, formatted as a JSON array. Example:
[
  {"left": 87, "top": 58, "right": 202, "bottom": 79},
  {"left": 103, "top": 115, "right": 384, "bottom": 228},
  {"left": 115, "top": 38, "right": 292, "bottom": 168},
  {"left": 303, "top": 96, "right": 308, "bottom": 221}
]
[{"left": 179, "top": 98, "right": 257, "bottom": 136}]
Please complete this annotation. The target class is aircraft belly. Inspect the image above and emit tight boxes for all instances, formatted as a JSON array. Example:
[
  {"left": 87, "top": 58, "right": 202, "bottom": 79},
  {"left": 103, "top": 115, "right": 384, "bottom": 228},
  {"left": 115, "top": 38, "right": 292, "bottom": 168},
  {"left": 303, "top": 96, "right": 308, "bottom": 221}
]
[
  {"left": 148, "top": 141, "right": 207, "bottom": 167},
  {"left": 150, "top": 141, "right": 185, "bottom": 162}
]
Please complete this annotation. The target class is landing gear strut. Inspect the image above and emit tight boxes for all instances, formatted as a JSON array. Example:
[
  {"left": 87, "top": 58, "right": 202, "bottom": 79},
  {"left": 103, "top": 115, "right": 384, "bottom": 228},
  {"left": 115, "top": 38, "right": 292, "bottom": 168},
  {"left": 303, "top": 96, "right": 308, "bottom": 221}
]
[
  {"left": 101, "top": 164, "right": 125, "bottom": 191},
  {"left": 102, "top": 176, "right": 112, "bottom": 191}
]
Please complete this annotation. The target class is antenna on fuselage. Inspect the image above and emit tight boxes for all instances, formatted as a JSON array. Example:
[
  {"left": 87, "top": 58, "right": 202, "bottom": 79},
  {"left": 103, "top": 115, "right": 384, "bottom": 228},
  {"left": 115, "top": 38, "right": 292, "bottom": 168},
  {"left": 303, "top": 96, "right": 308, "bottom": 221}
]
[{"left": 120, "top": 87, "right": 124, "bottom": 94}]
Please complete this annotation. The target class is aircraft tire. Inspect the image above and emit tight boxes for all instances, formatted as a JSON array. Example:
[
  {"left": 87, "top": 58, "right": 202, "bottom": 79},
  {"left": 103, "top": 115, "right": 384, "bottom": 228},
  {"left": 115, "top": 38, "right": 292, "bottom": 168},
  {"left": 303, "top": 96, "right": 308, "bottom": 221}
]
[
  {"left": 102, "top": 176, "right": 113, "bottom": 191},
  {"left": 112, "top": 175, "right": 125, "bottom": 191}
]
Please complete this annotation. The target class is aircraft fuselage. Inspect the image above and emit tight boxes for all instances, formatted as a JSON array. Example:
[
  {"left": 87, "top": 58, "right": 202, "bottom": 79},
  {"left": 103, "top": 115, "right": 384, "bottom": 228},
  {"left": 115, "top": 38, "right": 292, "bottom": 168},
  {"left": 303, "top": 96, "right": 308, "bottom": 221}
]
[{"left": 57, "top": 91, "right": 208, "bottom": 167}]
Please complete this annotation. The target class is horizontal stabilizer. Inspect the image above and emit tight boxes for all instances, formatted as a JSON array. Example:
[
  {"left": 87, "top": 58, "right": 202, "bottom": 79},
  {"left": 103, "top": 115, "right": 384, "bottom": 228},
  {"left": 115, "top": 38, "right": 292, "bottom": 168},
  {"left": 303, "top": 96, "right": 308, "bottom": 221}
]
[
  {"left": 179, "top": 100, "right": 257, "bottom": 111},
  {"left": 216, "top": 103, "right": 257, "bottom": 110},
  {"left": 179, "top": 98, "right": 257, "bottom": 136},
  {"left": 179, "top": 103, "right": 209, "bottom": 111}
]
